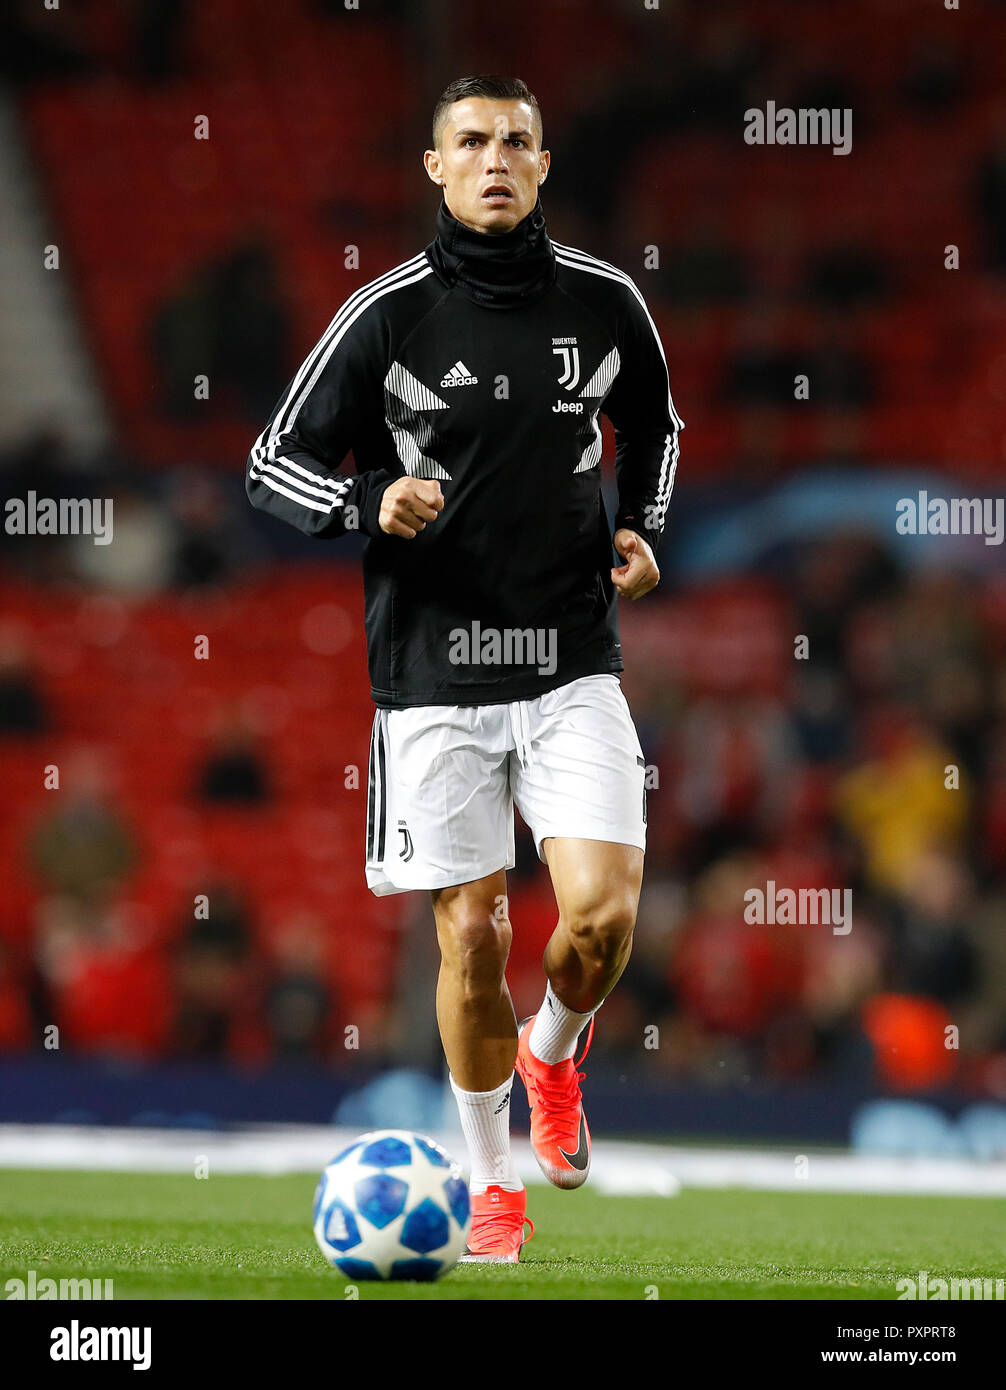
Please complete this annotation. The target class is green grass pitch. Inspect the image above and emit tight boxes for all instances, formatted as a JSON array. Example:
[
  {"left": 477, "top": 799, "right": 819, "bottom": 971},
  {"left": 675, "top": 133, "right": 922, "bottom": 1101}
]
[{"left": 0, "top": 1169, "right": 999, "bottom": 1300}]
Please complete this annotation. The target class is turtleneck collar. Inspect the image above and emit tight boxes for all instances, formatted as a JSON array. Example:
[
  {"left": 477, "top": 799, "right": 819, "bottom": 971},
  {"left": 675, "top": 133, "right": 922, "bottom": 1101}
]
[{"left": 425, "top": 196, "right": 557, "bottom": 309}]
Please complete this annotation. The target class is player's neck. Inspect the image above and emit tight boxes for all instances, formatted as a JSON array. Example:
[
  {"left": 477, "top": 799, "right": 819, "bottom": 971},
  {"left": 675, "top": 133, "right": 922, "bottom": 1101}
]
[{"left": 426, "top": 196, "right": 556, "bottom": 309}]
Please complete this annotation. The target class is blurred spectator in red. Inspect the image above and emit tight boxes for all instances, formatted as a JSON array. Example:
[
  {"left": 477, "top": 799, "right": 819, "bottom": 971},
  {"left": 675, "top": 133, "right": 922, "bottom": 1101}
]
[
  {"left": 673, "top": 692, "right": 797, "bottom": 870},
  {"left": 862, "top": 994, "right": 958, "bottom": 1091},
  {"left": 31, "top": 895, "right": 170, "bottom": 1058},
  {"left": 671, "top": 854, "right": 804, "bottom": 1040}
]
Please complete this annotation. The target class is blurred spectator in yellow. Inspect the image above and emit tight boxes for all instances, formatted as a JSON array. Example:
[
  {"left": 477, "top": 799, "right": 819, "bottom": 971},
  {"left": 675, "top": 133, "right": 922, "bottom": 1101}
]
[{"left": 834, "top": 716, "right": 967, "bottom": 895}]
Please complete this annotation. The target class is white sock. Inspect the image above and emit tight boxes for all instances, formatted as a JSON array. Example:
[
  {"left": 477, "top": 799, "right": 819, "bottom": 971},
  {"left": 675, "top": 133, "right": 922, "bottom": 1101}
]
[
  {"left": 449, "top": 1073, "right": 523, "bottom": 1194},
  {"left": 528, "top": 981, "right": 597, "bottom": 1064}
]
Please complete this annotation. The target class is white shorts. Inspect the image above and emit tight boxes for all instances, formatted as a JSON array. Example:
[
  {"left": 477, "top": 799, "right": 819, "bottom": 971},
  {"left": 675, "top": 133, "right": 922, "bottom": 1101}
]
[{"left": 365, "top": 674, "right": 647, "bottom": 896}]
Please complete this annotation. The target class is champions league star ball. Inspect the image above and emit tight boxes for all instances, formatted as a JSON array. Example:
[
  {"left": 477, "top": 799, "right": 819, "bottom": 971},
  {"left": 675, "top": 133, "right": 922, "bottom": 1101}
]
[{"left": 313, "top": 1130, "right": 471, "bottom": 1280}]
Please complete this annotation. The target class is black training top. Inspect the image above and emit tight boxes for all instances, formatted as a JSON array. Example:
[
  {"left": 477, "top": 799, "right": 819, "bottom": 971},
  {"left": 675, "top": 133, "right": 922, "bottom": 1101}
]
[{"left": 246, "top": 197, "right": 684, "bottom": 708}]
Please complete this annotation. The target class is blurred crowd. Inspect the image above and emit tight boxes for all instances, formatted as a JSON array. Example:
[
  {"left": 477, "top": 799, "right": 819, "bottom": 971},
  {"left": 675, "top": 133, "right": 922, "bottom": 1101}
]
[
  {"left": 599, "top": 539, "right": 1006, "bottom": 1099},
  {"left": 1, "top": 0, "right": 1004, "bottom": 1099},
  {"left": 1, "top": 457, "right": 1004, "bottom": 1100},
  {"left": 7, "top": 0, "right": 1006, "bottom": 477}
]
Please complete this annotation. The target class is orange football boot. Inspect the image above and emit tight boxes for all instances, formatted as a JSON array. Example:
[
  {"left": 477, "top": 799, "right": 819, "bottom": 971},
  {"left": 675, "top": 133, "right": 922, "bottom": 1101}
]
[
  {"left": 457, "top": 1184, "right": 534, "bottom": 1264},
  {"left": 515, "top": 1015, "right": 594, "bottom": 1189}
]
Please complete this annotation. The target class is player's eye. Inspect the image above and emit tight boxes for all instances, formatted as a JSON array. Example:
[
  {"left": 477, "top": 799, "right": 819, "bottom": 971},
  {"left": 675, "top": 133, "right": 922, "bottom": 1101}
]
[{"left": 509, "top": 138, "right": 525, "bottom": 147}]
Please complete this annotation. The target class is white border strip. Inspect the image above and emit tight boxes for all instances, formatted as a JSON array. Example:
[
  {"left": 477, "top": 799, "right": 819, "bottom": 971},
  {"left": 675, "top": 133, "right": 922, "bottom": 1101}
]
[{"left": 1, "top": 1126, "right": 1004, "bottom": 1196}]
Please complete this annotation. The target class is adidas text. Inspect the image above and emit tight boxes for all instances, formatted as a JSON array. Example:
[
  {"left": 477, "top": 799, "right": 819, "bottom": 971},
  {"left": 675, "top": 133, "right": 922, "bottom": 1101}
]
[{"left": 441, "top": 360, "right": 478, "bottom": 388}]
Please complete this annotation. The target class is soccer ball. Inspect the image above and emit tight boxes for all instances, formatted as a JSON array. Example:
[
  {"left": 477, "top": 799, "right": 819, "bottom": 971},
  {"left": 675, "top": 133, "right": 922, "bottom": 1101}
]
[{"left": 313, "top": 1129, "right": 471, "bottom": 1280}]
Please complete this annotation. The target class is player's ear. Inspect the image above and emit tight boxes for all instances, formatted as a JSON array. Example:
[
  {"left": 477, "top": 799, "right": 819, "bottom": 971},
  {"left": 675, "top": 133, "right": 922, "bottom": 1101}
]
[{"left": 423, "top": 150, "right": 444, "bottom": 186}]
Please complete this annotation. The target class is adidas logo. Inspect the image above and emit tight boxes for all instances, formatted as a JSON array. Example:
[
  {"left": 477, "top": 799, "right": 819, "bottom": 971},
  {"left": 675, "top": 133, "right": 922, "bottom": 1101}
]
[
  {"left": 440, "top": 360, "right": 478, "bottom": 388},
  {"left": 493, "top": 1094, "right": 511, "bottom": 1115}
]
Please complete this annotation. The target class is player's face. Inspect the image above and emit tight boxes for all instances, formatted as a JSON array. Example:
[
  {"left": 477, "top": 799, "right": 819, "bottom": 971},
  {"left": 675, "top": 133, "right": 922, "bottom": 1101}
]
[{"left": 424, "top": 97, "right": 549, "bottom": 235}]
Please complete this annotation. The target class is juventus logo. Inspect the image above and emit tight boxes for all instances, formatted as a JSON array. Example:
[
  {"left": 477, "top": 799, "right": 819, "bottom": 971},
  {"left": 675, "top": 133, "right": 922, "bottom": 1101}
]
[
  {"left": 397, "top": 820, "right": 414, "bottom": 862},
  {"left": 553, "top": 345, "right": 580, "bottom": 392}
]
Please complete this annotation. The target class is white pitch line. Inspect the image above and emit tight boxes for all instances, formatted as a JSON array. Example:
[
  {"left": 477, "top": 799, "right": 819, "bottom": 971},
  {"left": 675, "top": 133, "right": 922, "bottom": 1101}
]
[{"left": 1, "top": 1125, "right": 1005, "bottom": 1197}]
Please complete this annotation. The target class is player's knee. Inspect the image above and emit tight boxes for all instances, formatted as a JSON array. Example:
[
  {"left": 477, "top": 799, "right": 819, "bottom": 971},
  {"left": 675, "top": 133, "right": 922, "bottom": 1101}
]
[
  {"left": 437, "top": 909, "right": 511, "bottom": 999},
  {"left": 565, "top": 894, "right": 636, "bottom": 966}
]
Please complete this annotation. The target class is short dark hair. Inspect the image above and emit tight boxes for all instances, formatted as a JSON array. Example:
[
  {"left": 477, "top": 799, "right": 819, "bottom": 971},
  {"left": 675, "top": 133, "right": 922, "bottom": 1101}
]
[{"left": 432, "top": 75, "right": 542, "bottom": 150}]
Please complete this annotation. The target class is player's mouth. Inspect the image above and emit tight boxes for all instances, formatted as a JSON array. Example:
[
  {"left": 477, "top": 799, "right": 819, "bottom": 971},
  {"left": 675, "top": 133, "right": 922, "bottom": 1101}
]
[{"left": 482, "top": 185, "right": 513, "bottom": 204}]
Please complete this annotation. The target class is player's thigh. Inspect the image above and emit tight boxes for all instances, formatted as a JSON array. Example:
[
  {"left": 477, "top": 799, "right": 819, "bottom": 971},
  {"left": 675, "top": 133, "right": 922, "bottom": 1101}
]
[{"left": 512, "top": 674, "right": 648, "bottom": 866}]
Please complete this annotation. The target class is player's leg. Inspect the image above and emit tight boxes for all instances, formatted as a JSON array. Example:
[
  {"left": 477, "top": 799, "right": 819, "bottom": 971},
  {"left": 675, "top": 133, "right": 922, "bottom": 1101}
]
[
  {"left": 433, "top": 872, "right": 534, "bottom": 1263},
  {"left": 510, "top": 674, "right": 647, "bottom": 1187},
  {"left": 539, "top": 833, "right": 643, "bottom": 1024},
  {"left": 431, "top": 868, "right": 516, "bottom": 1092},
  {"left": 364, "top": 702, "right": 532, "bottom": 1258},
  {"left": 514, "top": 838, "right": 642, "bottom": 1188}
]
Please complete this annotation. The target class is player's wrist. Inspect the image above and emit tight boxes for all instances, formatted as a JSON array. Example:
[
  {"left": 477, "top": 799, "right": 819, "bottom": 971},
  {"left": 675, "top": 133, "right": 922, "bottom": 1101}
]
[{"left": 362, "top": 473, "right": 398, "bottom": 539}]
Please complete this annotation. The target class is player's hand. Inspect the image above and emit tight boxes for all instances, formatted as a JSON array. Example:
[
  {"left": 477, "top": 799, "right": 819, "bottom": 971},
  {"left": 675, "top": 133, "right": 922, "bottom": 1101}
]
[
  {"left": 611, "top": 528, "right": 659, "bottom": 600},
  {"left": 379, "top": 478, "right": 444, "bottom": 538}
]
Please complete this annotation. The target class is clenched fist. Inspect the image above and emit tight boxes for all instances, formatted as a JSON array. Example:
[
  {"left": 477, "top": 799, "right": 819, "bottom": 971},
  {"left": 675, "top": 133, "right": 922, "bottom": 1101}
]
[
  {"left": 379, "top": 478, "right": 444, "bottom": 539},
  {"left": 611, "top": 528, "right": 660, "bottom": 600}
]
